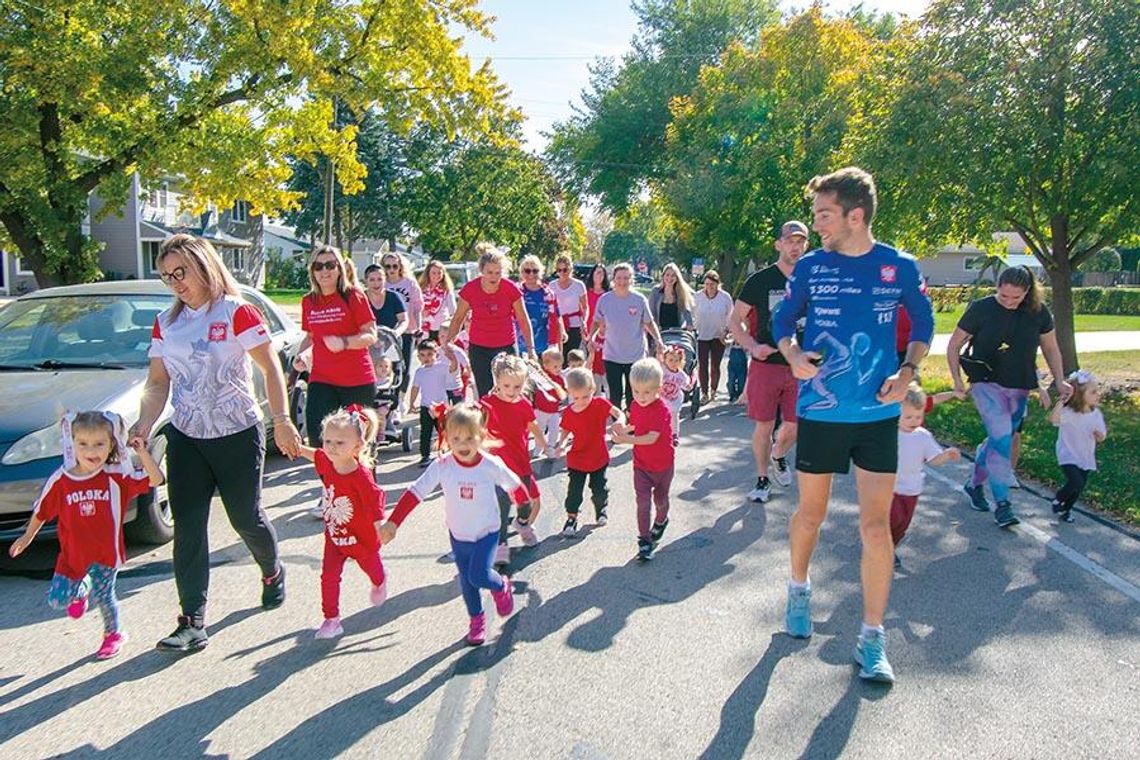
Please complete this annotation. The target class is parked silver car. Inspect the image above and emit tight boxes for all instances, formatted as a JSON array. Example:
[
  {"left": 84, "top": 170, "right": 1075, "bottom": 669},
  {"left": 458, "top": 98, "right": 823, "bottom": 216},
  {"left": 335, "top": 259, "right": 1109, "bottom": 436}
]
[{"left": 0, "top": 281, "right": 304, "bottom": 545}]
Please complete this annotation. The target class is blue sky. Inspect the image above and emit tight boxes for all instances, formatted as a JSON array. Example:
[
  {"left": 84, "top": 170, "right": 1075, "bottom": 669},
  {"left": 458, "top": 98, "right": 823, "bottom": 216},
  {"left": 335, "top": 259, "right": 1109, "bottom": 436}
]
[{"left": 462, "top": 0, "right": 931, "bottom": 150}]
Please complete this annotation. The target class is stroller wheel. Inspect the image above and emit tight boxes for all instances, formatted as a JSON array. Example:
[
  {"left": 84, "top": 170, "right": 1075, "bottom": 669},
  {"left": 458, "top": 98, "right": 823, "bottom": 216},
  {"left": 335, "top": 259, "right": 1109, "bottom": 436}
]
[{"left": 401, "top": 425, "right": 412, "bottom": 452}]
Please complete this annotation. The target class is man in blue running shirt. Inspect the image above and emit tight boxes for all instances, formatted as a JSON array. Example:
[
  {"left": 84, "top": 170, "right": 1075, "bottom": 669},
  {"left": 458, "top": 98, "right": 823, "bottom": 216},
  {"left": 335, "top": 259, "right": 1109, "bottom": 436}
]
[{"left": 772, "top": 167, "right": 934, "bottom": 683}]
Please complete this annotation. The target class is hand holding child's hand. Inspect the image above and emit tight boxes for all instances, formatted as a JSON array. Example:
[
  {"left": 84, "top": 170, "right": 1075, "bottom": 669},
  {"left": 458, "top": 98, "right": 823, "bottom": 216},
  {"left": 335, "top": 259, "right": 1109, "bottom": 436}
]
[
  {"left": 9, "top": 535, "right": 30, "bottom": 558},
  {"left": 378, "top": 522, "right": 397, "bottom": 545}
]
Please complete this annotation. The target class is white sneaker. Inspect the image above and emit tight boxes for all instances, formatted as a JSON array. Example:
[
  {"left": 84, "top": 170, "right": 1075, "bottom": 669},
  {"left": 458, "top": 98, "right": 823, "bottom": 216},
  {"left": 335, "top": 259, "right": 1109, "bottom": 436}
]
[
  {"left": 315, "top": 618, "right": 343, "bottom": 639},
  {"left": 369, "top": 581, "right": 387, "bottom": 607},
  {"left": 769, "top": 456, "right": 792, "bottom": 487},
  {"left": 514, "top": 519, "right": 539, "bottom": 547},
  {"left": 493, "top": 543, "right": 510, "bottom": 567},
  {"left": 748, "top": 477, "right": 771, "bottom": 503},
  {"left": 309, "top": 499, "right": 325, "bottom": 519}
]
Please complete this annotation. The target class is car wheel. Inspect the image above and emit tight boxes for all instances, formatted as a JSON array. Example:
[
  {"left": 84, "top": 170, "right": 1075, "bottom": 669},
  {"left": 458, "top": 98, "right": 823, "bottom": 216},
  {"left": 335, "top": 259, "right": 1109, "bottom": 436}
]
[
  {"left": 289, "top": 381, "right": 308, "bottom": 444},
  {"left": 401, "top": 425, "right": 412, "bottom": 452},
  {"left": 124, "top": 435, "right": 174, "bottom": 545}
]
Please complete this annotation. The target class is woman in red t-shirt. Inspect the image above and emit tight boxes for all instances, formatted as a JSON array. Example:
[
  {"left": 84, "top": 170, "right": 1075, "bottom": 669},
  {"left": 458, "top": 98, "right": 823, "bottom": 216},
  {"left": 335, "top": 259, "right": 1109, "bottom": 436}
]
[
  {"left": 443, "top": 243, "right": 536, "bottom": 398},
  {"left": 295, "top": 245, "right": 379, "bottom": 448}
]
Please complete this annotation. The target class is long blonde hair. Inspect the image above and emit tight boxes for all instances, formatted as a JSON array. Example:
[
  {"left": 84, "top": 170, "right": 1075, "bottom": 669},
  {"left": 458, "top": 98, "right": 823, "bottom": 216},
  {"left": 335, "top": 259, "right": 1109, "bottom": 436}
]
[
  {"left": 418, "top": 259, "right": 454, "bottom": 293},
  {"left": 306, "top": 244, "right": 353, "bottom": 303},
  {"left": 157, "top": 234, "right": 241, "bottom": 324},
  {"left": 381, "top": 251, "right": 412, "bottom": 282},
  {"left": 660, "top": 262, "right": 694, "bottom": 312}
]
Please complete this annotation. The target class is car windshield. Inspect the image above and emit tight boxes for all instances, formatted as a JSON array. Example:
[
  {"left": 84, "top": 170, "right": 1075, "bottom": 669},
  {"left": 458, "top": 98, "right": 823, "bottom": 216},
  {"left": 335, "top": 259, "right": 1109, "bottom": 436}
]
[{"left": 0, "top": 294, "right": 172, "bottom": 369}]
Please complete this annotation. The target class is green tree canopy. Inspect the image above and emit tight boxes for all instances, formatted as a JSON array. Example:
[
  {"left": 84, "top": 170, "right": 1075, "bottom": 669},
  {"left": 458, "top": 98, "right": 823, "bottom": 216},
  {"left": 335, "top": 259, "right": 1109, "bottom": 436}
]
[{"left": 0, "top": 0, "right": 511, "bottom": 285}]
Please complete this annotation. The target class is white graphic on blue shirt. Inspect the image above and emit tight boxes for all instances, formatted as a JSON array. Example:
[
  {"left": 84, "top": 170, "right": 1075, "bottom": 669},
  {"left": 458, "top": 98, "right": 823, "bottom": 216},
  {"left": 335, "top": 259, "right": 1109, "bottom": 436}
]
[{"left": 805, "top": 331, "right": 883, "bottom": 412}]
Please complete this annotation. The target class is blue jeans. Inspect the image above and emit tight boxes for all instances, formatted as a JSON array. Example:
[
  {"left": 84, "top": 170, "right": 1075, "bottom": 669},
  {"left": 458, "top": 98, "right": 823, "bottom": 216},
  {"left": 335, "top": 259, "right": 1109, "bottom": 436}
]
[
  {"left": 727, "top": 347, "right": 747, "bottom": 400},
  {"left": 449, "top": 532, "right": 506, "bottom": 617},
  {"left": 48, "top": 564, "right": 120, "bottom": 633},
  {"left": 969, "top": 383, "right": 1030, "bottom": 503}
]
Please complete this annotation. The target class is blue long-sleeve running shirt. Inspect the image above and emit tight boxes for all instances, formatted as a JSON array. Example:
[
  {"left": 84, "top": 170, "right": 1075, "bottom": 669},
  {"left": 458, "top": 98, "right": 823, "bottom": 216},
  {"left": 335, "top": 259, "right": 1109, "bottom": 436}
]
[{"left": 772, "top": 243, "right": 934, "bottom": 423}]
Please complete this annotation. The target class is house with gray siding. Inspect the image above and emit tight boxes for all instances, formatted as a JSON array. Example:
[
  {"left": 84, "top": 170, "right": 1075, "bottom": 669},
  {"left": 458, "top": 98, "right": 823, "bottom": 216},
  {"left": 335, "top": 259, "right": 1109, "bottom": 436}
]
[
  {"left": 913, "top": 232, "right": 1045, "bottom": 286},
  {"left": 2, "top": 175, "right": 263, "bottom": 294}
]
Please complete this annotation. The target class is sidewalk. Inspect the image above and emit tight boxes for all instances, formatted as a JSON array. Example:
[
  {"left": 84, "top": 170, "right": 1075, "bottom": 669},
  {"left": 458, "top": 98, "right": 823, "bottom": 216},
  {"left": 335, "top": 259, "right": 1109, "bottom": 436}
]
[{"left": 928, "top": 330, "right": 1140, "bottom": 355}]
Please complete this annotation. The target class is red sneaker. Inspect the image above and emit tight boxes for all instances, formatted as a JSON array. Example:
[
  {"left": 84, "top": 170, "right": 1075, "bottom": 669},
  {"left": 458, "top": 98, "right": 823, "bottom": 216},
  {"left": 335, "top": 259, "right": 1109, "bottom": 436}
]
[
  {"left": 491, "top": 576, "right": 514, "bottom": 617},
  {"left": 466, "top": 613, "right": 486, "bottom": 646},
  {"left": 67, "top": 597, "right": 88, "bottom": 620}
]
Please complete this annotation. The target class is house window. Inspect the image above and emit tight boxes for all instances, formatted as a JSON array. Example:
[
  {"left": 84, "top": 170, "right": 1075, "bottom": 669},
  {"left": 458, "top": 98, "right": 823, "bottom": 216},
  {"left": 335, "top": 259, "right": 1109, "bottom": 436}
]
[
  {"left": 147, "top": 182, "right": 169, "bottom": 209},
  {"left": 15, "top": 257, "right": 35, "bottom": 276},
  {"left": 232, "top": 200, "right": 249, "bottom": 223},
  {"left": 226, "top": 248, "right": 246, "bottom": 272},
  {"left": 143, "top": 241, "right": 163, "bottom": 274},
  {"left": 963, "top": 256, "right": 986, "bottom": 271}
]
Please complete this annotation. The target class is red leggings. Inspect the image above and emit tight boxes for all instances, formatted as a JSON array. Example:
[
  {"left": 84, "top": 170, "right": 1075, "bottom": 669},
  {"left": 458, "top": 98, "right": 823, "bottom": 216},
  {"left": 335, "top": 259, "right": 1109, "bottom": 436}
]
[
  {"left": 889, "top": 493, "right": 919, "bottom": 546},
  {"left": 321, "top": 541, "right": 385, "bottom": 619}
]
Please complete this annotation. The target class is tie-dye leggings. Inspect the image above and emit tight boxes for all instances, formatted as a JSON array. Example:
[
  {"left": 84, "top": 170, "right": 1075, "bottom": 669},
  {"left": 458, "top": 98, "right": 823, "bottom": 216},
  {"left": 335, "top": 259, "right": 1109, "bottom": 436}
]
[
  {"left": 968, "top": 383, "right": 1029, "bottom": 504},
  {"left": 47, "top": 564, "right": 120, "bottom": 634}
]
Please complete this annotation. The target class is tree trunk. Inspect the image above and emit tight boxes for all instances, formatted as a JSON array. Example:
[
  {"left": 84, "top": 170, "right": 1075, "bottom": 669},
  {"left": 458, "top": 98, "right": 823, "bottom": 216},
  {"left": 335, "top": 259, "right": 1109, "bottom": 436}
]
[
  {"left": 1, "top": 201, "right": 92, "bottom": 288},
  {"left": 1048, "top": 243, "right": 1079, "bottom": 375}
]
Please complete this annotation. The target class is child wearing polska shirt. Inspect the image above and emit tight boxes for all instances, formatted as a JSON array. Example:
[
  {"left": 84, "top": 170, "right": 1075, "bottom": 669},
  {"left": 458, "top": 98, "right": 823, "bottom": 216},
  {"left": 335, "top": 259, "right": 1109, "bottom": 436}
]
[
  {"left": 1050, "top": 370, "right": 1107, "bottom": 524},
  {"left": 613, "top": 358, "right": 676, "bottom": 562},
  {"left": 9, "top": 411, "right": 164, "bottom": 660},
  {"left": 660, "top": 347, "right": 693, "bottom": 443},
  {"left": 297, "top": 405, "right": 387, "bottom": 640},
  {"left": 555, "top": 368, "right": 625, "bottom": 537},
  {"left": 380, "top": 406, "right": 525, "bottom": 646},
  {"left": 891, "top": 384, "right": 960, "bottom": 569}
]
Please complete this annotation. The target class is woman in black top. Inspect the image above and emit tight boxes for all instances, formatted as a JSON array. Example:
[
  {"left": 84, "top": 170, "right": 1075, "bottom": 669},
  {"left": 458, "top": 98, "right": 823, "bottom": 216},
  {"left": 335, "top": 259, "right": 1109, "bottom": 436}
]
[
  {"left": 946, "top": 266, "right": 1070, "bottom": 527},
  {"left": 363, "top": 264, "right": 409, "bottom": 333}
]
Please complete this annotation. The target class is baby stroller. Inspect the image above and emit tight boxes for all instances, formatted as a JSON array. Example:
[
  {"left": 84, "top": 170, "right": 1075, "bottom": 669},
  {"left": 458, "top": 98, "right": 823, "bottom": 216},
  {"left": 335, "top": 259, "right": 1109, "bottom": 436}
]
[
  {"left": 660, "top": 328, "right": 701, "bottom": 420},
  {"left": 371, "top": 326, "right": 413, "bottom": 453}
]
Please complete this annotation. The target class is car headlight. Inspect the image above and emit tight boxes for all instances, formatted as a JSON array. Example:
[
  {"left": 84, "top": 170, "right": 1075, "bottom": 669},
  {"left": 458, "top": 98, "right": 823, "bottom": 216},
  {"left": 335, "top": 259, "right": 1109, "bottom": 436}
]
[{"left": 2, "top": 424, "right": 63, "bottom": 465}]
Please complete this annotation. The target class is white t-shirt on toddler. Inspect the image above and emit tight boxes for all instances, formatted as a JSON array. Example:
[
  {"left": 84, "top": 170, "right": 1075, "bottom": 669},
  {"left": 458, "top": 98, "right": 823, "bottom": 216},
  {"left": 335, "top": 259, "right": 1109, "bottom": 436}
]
[
  {"left": 895, "top": 427, "right": 945, "bottom": 496},
  {"left": 1056, "top": 406, "right": 1105, "bottom": 471}
]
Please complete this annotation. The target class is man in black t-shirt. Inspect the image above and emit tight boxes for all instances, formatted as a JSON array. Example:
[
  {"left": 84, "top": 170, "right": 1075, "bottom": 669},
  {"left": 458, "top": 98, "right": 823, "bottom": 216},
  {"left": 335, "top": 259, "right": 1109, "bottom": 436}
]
[{"left": 729, "top": 221, "right": 809, "bottom": 502}]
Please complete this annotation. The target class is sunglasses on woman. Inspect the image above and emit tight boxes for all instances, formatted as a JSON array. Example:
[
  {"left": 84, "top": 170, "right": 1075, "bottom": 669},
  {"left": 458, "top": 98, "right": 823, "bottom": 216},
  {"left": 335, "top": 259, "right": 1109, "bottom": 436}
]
[
  {"left": 312, "top": 260, "right": 339, "bottom": 272},
  {"left": 522, "top": 268, "right": 539, "bottom": 274}
]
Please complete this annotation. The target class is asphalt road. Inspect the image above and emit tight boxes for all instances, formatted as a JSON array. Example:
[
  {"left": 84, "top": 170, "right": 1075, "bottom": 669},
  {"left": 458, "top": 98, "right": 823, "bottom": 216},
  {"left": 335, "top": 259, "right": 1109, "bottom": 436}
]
[{"left": 1, "top": 400, "right": 1137, "bottom": 759}]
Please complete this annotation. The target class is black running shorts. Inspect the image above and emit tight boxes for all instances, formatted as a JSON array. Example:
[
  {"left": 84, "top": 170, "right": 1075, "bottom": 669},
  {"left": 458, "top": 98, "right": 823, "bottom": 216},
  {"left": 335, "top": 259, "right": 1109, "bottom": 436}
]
[{"left": 795, "top": 417, "right": 899, "bottom": 475}]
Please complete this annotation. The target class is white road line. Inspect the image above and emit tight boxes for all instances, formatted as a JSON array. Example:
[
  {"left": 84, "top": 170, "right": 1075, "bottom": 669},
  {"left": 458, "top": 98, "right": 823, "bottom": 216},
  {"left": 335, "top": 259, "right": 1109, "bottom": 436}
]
[{"left": 925, "top": 467, "right": 1140, "bottom": 604}]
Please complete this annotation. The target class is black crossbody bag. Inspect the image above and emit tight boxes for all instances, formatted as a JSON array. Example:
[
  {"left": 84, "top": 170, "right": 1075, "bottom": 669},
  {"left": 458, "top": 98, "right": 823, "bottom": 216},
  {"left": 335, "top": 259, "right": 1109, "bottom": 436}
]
[{"left": 960, "top": 307, "right": 1017, "bottom": 384}]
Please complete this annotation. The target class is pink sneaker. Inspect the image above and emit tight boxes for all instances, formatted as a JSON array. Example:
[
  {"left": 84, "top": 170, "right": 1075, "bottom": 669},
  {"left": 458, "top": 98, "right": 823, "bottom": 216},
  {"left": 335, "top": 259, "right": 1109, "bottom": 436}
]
[
  {"left": 466, "top": 613, "right": 486, "bottom": 646},
  {"left": 67, "top": 597, "right": 88, "bottom": 620},
  {"left": 314, "top": 618, "right": 344, "bottom": 639},
  {"left": 370, "top": 581, "right": 388, "bottom": 607},
  {"left": 492, "top": 576, "right": 514, "bottom": 617},
  {"left": 96, "top": 631, "right": 126, "bottom": 660}
]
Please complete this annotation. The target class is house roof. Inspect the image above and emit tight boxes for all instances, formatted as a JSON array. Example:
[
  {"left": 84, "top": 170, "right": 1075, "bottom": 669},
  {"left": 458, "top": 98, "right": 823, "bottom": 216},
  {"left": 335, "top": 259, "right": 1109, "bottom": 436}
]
[{"left": 148, "top": 220, "right": 253, "bottom": 248}]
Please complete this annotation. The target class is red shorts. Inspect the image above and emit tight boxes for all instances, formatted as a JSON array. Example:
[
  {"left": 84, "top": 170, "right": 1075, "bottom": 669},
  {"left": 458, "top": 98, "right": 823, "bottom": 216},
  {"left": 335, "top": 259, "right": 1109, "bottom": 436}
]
[
  {"left": 746, "top": 360, "right": 798, "bottom": 423},
  {"left": 890, "top": 493, "right": 919, "bottom": 546}
]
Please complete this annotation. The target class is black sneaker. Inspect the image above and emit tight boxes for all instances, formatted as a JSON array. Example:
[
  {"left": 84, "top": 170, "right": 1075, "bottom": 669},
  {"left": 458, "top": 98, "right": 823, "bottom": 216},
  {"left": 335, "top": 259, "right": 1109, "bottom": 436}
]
[
  {"left": 650, "top": 519, "right": 669, "bottom": 546},
  {"left": 1051, "top": 498, "right": 1064, "bottom": 514},
  {"left": 561, "top": 516, "right": 578, "bottom": 537},
  {"left": 156, "top": 616, "right": 208, "bottom": 653},
  {"left": 993, "top": 501, "right": 1020, "bottom": 528},
  {"left": 637, "top": 537, "right": 655, "bottom": 561},
  {"left": 418, "top": 457, "right": 431, "bottom": 468},
  {"left": 261, "top": 564, "right": 286, "bottom": 610},
  {"left": 748, "top": 477, "right": 771, "bottom": 503},
  {"left": 595, "top": 509, "right": 608, "bottom": 526},
  {"left": 1059, "top": 510, "right": 1075, "bottom": 524},
  {"left": 963, "top": 481, "right": 990, "bottom": 512}
]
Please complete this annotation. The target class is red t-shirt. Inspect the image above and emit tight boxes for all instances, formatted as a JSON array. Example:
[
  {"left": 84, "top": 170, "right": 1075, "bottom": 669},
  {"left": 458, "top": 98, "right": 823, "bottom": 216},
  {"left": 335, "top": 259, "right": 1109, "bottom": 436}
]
[
  {"left": 314, "top": 450, "right": 385, "bottom": 556},
  {"left": 480, "top": 393, "right": 536, "bottom": 477},
  {"left": 33, "top": 467, "right": 152, "bottom": 579},
  {"left": 559, "top": 397, "right": 614, "bottom": 472},
  {"left": 459, "top": 279, "right": 523, "bottom": 348},
  {"left": 629, "top": 398, "right": 675, "bottom": 473},
  {"left": 533, "top": 370, "right": 565, "bottom": 414},
  {"left": 302, "top": 289, "right": 377, "bottom": 386}
]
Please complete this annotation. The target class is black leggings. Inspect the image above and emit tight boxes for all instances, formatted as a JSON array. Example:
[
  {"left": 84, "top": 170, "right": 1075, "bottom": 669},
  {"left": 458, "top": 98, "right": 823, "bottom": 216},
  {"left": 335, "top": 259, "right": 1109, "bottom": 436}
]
[
  {"left": 419, "top": 406, "right": 441, "bottom": 459},
  {"left": 1055, "top": 464, "right": 1091, "bottom": 511},
  {"left": 469, "top": 343, "right": 516, "bottom": 399},
  {"left": 565, "top": 466, "right": 608, "bottom": 517},
  {"left": 604, "top": 360, "right": 634, "bottom": 411},
  {"left": 399, "top": 333, "right": 415, "bottom": 393},
  {"left": 564, "top": 326, "right": 582, "bottom": 357},
  {"left": 166, "top": 424, "right": 278, "bottom": 625},
  {"left": 305, "top": 381, "right": 377, "bottom": 447}
]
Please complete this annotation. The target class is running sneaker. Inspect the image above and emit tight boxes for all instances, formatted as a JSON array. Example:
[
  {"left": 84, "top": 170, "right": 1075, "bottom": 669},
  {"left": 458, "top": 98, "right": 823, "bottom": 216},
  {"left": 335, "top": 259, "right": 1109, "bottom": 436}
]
[
  {"left": 595, "top": 509, "right": 608, "bottom": 526},
  {"left": 96, "top": 631, "right": 126, "bottom": 660},
  {"left": 261, "top": 564, "right": 286, "bottom": 610},
  {"left": 370, "top": 581, "right": 388, "bottom": 607},
  {"left": 993, "top": 501, "right": 1020, "bottom": 528},
  {"left": 637, "top": 537, "right": 655, "bottom": 561},
  {"left": 1059, "top": 510, "right": 1075, "bottom": 524},
  {"left": 650, "top": 519, "right": 669, "bottom": 546},
  {"left": 314, "top": 618, "right": 344, "bottom": 640},
  {"left": 513, "top": 518, "right": 538, "bottom": 547},
  {"left": 156, "top": 616, "right": 208, "bottom": 652},
  {"left": 492, "top": 576, "right": 515, "bottom": 617},
  {"left": 963, "top": 481, "right": 990, "bottom": 512},
  {"left": 493, "top": 543, "right": 510, "bottom": 567},
  {"left": 854, "top": 630, "right": 896, "bottom": 683},
  {"left": 467, "top": 613, "right": 487, "bottom": 646},
  {"left": 748, "top": 476, "right": 771, "bottom": 503},
  {"left": 784, "top": 585, "right": 813, "bottom": 639},
  {"left": 561, "top": 516, "right": 579, "bottom": 537},
  {"left": 770, "top": 456, "right": 792, "bottom": 488},
  {"left": 67, "top": 597, "right": 88, "bottom": 620},
  {"left": 418, "top": 457, "right": 432, "bottom": 468}
]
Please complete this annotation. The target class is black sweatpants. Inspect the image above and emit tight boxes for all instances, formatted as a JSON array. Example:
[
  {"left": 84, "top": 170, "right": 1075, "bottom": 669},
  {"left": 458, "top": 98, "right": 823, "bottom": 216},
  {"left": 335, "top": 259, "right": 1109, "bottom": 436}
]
[
  {"left": 1055, "top": 464, "right": 1091, "bottom": 511},
  {"left": 419, "top": 406, "right": 439, "bottom": 459},
  {"left": 470, "top": 343, "right": 515, "bottom": 400},
  {"left": 166, "top": 424, "right": 279, "bottom": 625},
  {"left": 399, "top": 333, "right": 415, "bottom": 393},
  {"left": 305, "top": 381, "right": 377, "bottom": 447},
  {"left": 604, "top": 360, "right": 634, "bottom": 411},
  {"left": 565, "top": 466, "right": 608, "bottom": 518}
]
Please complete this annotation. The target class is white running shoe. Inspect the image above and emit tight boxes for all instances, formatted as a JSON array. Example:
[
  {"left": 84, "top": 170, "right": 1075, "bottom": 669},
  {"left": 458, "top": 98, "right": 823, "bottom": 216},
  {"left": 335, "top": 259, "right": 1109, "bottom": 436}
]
[
  {"left": 514, "top": 518, "right": 539, "bottom": 547},
  {"left": 315, "top": 618, "right": 344, "bottom": 639},
  {"left": 748, "top": 477, "right": 771, "bottom": 503},
  {"left": 770, "top": 456, "right": 792, "bottom": 488}
]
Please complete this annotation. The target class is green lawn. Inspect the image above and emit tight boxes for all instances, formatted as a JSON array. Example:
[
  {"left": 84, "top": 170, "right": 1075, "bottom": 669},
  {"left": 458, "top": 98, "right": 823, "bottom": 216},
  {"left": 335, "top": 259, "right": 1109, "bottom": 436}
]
[
  {"left": 919, "top": 352, "right": 1140, "bottom": 524},
  {"left": 264, "top": 288, "right": 307, "bottom": 306},
  {"left": 933, "top": 307, "right": 1140, "bottom": 334}
]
